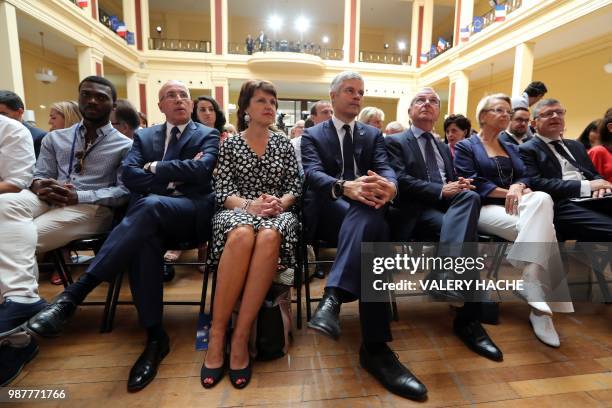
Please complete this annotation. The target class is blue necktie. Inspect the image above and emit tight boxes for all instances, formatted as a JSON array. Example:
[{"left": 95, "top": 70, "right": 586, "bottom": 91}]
[
  {"left": 422, "top": 132, "right": 443, "bottom": 184},
  {"left": 163, "top": 126, "right": 181, "bottom": 161},
  {"left": 342, "top": 124, "right": 355, "bottom": 180}
]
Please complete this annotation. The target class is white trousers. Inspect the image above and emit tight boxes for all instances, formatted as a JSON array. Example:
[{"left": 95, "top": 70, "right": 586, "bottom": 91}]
[
  {"left": 0, "top": 190, "right": 112, "bottom": 301},
  {"left": 478, "top": 191, "right": 573, "bottom": 313}
]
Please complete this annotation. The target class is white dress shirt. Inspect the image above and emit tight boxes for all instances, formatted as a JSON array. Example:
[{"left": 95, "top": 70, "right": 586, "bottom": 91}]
[
  {"left": 331, "top": 115, "right": 360, "bottom": 178},
  {"left": 151, "top": 121, "right": 189, "bottom": 193},
  {"left": 0, "top": 115, "right": 36, "bottom": 190},
  {"left": 536, "top": 134, "right": 590, "bottom": 197}
]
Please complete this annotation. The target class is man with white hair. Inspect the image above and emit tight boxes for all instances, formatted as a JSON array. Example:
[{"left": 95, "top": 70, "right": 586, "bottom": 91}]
[
  {"left": 302, "top": 72, "right": 427, "bottom": 401},
  {"left": 384, "top": 120, "right": 406, "bottom": 136},
  {"left": 386, "top": 87, "right": 503, "bottom": 362},
  {"left": 27, "top": 80, "right": 220, "bottom": 392}
]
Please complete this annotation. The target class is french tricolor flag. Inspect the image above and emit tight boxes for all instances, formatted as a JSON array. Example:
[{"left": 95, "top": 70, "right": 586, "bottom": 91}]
[
  {"left": 420, "top": 53, "right": 428, "bottom": 64},
  {"left": 117, "top": 22, "right": 127, "bottom": 38},
  {"left": 460, "top": 27, "right": 470, "bottom": 42},
  {"left": 494, "top": 5, "right": 506, "bottom": 22}
]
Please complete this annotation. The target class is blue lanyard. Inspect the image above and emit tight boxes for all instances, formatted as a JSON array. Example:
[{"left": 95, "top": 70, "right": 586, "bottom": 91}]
[{"left": 67, "top": 124, "right": 80, "bottom": 176}]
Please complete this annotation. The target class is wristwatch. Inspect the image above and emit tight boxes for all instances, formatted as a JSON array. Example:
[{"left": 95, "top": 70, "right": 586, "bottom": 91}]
[{"left": 332, "top": 180, "right": 346, "bottom": 199}]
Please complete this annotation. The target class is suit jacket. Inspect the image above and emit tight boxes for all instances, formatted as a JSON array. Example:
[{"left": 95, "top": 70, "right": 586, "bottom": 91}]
[
  {"left": 498, "top": 130, "right": 532, "bottom": 146},
  {"left": 454, "top": 134, "right": 530, "bottom": 200},
  {"left": 122, "top": 121, "right": 220, "bottom": 239},
  {"left": 385, "top": 128, "right": 455, "bottom": 207},
  {"left": 301, "top": 119, "right": 396, "bottom": 231},
  {"left": 519, "top": 136, "right": 602, "bottom": 199},
  {"left": 24, "top": 122, "right": 46, "bottom": 158}
]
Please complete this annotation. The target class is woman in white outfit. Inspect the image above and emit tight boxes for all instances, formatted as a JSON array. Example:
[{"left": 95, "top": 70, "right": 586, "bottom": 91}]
[{"left": 454, "top": 94, "right": 573, "bottom": 347}]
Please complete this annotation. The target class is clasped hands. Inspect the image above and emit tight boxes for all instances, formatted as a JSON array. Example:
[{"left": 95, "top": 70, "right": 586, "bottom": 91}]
[
  {"left": 504, "top": 183, "right": 532, "bottom": 215},
  {"left": 31, "top": 179, "right": 78, "bottom": 206},
  {"left": 441, "top": 177, "right": 475, "bottom": 199},
  {"left": 343, "top": 170, "right": 397, "bottom": 209},
  {"left": 247, "top": 194, "right": 284, "bottom": 217}
]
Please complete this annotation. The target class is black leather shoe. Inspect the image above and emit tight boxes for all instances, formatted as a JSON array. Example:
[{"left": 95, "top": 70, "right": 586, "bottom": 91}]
[
  {"left": 425, "top": 271, "right": 465, "bottom": 302},
  {"left": 360, "top": 344, "right": 427, "bottom": 401},
  {"left": 163, "top": 264, "right": 175, "bottom": 283},
  {"left": 128, "top": 334, "right": 170, "bottom": 392},
  {"left": 307, "top": 291, "right": 341, "bottom": 340},
  {"left": 26, "top": 293, "right": 77, "bottom": 338},
  {"left": 453, "top": 318, "right": 503, "bottom": 361}
]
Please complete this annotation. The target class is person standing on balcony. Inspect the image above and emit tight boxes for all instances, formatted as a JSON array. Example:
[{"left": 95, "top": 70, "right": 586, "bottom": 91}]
[
  {"left": 245, "top": 34, "right": 254, "bottom": 55},
  {"left": 257, "top": 30, "right": 267, "bottom": 52}
]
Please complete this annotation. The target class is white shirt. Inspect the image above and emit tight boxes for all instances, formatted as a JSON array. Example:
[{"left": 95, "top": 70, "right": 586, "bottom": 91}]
[
  {"left": 0, "top": 115, "right": 36, "bottom": 190},
  {"left": 152, "top": 121, "right": 189, "bottom": 193},
  {"left": 290, "top": 136, "right": 303, "bottom": 172},
  {"left": 331, "top": 115, "right": 359, "bottom": 178},
  {"left": 536, "top": 134, "right": 590, "bottom": 197},
  {"left": 411, "top": 125, "right": 447, "bottom": 183}
]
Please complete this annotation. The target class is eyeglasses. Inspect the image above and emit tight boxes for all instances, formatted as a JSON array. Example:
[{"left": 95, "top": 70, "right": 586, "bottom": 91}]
[
  {"left": 413, "top": 97, "right": 440, "bottom": 106},
  {"left": 485, "top": 108, "right": 513, "bottom": 115},
  {"left": 162, "top": 91, "right": 190, "bottom": 101},
  {"left": 512, "top": 118, "right": 530, "bottom": 123},
  {"left": 73, "top": 151, "right": 85, "bottom": 174},
  {"left": 537, "top": 109, "right": 566, "bottom": 119}
]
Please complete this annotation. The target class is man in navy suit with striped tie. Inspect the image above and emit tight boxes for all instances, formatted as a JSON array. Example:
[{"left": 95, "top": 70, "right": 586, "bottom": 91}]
[
  {"left": 301, "top": 71, "right": 428, "bottom": 401},
  {"left": 27, "top": 81, "right": 219, "bottom": 391}
]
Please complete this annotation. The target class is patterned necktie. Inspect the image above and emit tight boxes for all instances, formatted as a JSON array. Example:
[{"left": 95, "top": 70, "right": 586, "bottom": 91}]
[
  {"left": 551, "top": 140, "right": 581, "bottom": 171},
  {"left": 342, "top": 124, "right": 355, "bottom": 180},
  {"left": 163, "top": 126, "right": 181, "bottom": 161},
  {"left": 422, "top": 132, "right": 443, "bottom": 184}
]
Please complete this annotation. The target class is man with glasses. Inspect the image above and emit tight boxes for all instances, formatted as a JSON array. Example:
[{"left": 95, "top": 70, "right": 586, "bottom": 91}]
[
  {"left": 519, "top": 99, "right": 612, "bottom": 241},
  {"left": 499, "top": 107, "right": 533, "bottom": 145},
  {"left": 0, "top": 76, "right": 132, "bottom": 384},
  {"left": 27, "top": 80, "right": 219, "bottom": 392},
  {"left": 385, "top": 87, "right": 503, "bottom": 362}
]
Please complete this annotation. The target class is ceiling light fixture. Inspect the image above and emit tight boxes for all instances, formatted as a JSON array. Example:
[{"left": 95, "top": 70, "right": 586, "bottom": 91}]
[{"left": 34, "top": 32, "right": 57, "bottom": 84}]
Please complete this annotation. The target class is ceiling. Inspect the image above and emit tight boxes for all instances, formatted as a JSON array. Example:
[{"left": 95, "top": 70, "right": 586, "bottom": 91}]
[{"left": 17, "top": 12, "right": 77, "bottom": 59}]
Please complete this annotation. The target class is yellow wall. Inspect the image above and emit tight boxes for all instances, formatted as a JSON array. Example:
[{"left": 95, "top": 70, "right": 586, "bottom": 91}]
[
  {"left": 20, "top": 42, "right": 79, "bottom": 130},
  {"left": 362, "top": 96, "right": 398, "bottom": 128},
  {"left": 228, "top": 16, "right": 344, "bottom": 50},
  {"left": 467, "top": 43, "right": 611, "bottom": 138},
  {"left": 149, "top": 11, "right": 211, "bottom": 41},
  {"left": 359, "top": 25, "right": 409, "bottom": 54}
]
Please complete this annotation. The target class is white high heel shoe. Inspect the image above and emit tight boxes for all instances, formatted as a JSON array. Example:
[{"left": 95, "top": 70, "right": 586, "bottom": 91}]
[{"left": 529, "top": 310, "right": 560, "bottom": 347}]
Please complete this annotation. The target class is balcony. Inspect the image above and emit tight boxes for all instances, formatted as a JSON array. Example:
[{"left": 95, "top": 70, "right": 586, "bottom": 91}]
[
  {"left": 466, "top": 0, "right": 523, "bottom": 38},
  {"left": 149, "top": 38, "right": 211, "bottom": 52},
  {"left": 228, "top": 42, "right": 343, "bottom": 61},
  {"left": 359, "top": 50, "right": 411, "bottom": 65}
]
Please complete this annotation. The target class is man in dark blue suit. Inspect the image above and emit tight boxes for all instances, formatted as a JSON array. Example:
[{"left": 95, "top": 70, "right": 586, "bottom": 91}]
[
  {"left": 27, "top": 80, "right": 219, "bottom": 391},
  {"left": 519, "top": 99, "right": 612, "bottom": 241},
  {"left": 302, "top": 71, "right": 427, "bottom": 401},
  {"left": 499, "top": 107, "right": 532, "bottom": 146},
  {"left": 0, "top": 91, "right": 46, "bottom": 158},
  {"left": 385, "top": 87, "right": 502, "bottom": 363}
]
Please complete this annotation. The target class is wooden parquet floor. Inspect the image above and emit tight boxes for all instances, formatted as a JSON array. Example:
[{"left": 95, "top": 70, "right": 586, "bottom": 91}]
[{"left": 8, "top": 259, "right": 612, "bottom": 408}]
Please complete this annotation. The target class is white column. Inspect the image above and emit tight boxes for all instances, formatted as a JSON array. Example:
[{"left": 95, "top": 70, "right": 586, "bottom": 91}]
[
  {"left": 410, "top": 0, "right": 433, "bottom": 68},
  {"left": 396, "top": 95, "right": 412, "bottom": 127},
  {"left": 511, "top": 42, "right": 535, "bottom": 98},
  {"left": 122, "top": 0, "right": 135, "bottom": 46},
  {"left": 211, "top": 0, "right": 228, "bottom": 55},
  {"left": 77, "top": 46, "right": 104, "bottom": 80},
  {"left": 454, "top": 0, "right": 474, "bottom": 46},
  {"left": 126, "top": 72, "right": 139, "bottom": 109},
  {"left": 342, "top": 0, "right": 360, "bottom": 63},
  {"left": 141, "top": 0, "right": 150, "bottom": 51},
  {"left": 448, "top": 70, "right": 470, "bottom": 116},
  {"left": 0, "top": 1, "right": 24, "bottom": 97}
]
